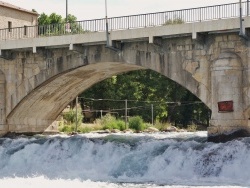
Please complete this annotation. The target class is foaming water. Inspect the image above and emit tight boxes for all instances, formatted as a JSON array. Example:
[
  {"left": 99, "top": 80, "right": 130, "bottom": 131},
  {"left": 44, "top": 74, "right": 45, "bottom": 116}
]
[
  {"left": 0, "top": 177, "right": 247, "bottom": 188},
  {"left": 0, "top": 132, "right": 249, "bottom": 187}
]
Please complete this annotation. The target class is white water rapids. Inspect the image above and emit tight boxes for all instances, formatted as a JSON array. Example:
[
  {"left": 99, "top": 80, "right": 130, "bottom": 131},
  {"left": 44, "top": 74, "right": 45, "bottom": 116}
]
[{"left": 0, "top": 131, "right": 249, "bottom": 188}]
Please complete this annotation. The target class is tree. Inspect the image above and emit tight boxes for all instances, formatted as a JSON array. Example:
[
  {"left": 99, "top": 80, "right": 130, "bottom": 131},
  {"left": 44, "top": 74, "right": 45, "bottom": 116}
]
[
  {"left": 38, "top": 13, "right": 50, "bottom": 25},
  {"left": 49, "top": 13, "right": 63, "bottom": 24},
  {"left": 66, "top": 14, "right": 77, "bottom": 23},
  {"left": 81, "top": 69, "right": 211, "bottom": 127},
  {"left": 38, "top": 12, "right": 85, "bottom": 35}
]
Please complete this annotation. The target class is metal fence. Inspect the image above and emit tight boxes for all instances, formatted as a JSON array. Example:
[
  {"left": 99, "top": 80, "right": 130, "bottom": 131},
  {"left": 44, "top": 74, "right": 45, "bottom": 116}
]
[{"left": 0, "top": 1, "right": 249, "bottom": 40}]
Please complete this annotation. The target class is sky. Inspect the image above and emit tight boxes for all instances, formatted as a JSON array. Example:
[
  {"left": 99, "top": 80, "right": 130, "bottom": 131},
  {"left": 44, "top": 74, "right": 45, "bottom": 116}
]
[{"left": 6, "top": 0, "right": 238, "bottom": 20}]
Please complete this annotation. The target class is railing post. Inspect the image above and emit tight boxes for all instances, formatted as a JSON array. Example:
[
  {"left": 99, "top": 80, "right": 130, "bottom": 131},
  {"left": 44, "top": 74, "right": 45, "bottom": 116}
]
[
  {"left": 199, "top": 8, "right": 201, "bottom": 22},
  {"left": 94, "top": 20, "right": 96, "bottom": 32},
  {"left": 128, "top": 16, "right": 130, "bottom": 29}
]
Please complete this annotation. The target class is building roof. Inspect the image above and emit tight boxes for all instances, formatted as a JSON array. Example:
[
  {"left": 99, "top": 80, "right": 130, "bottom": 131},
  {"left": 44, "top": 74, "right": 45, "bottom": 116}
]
[{"left": 0, "top": 1, "right": 39, "bottom": 16}]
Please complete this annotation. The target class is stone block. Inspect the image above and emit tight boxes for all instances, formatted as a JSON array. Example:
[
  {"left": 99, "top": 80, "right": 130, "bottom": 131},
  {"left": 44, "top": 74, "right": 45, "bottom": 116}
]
[
  {"left": 215, "top": 36, "right": 223, "bottom": 42},
  {"left": 228, "top": 34, "right": 239, "bottom": 41},
  {"left": 222, "top": 35, "right": 228, "bottom": 41},
  {"left": 186, "top": 51, "right": 193, "bottom": 59},
  {"left": 185, "top": 45, "right": 190, "bottom": 51}
]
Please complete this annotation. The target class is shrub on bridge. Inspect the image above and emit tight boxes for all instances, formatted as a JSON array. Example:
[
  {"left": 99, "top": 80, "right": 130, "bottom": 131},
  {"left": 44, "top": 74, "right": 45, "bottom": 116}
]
[{"left": 163, "top": 17, "right": 184, "bottom": 25}]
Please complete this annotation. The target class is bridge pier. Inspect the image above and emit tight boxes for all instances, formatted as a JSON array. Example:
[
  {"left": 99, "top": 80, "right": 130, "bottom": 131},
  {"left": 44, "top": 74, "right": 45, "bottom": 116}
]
[{"left": 208, "top": 52, "right": 250, "bottom": 142}]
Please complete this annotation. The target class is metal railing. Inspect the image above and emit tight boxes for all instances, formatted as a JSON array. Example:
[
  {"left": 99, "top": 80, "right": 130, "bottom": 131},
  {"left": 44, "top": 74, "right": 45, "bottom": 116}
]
[{"left": 0, "top": 1, "right": 249, "bottom": 40}]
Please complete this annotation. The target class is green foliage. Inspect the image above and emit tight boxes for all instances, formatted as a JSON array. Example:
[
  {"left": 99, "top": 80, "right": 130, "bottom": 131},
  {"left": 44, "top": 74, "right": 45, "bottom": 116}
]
[
  {"left": 187, "top": 124, "right": 198, "bottom": 132},
  {"left": 38, "top": 12, "right": 86, "bottom": 36},
  {"left": 99, "top": 114, "right": 126, "bottom": 131},
  {"left": 59, "top": 124, "right": 75, "bottom": 133},
  {"left": 49, "top": 13, "right": 63, "bottom": 24},
  {"left": 100, "top": 113, "right": 116, "bottom": 126},
  {"left": 38, "top": 13, "right": 50, "bottom": 25},
  {"left": 116, "top": 120, "right": 126, "bottom": 131},
  {"left": 163, "top": 17, "right": 184, "bottom": 25},
  {"left": 81, "top": 69, "right": 211, "bottom": 128},
  {"left": 154, "top": 120, "right": 171, "bottom": 131},
  {"left": 38, "top": 12, "right": 63, "bottom": 25},
  {"left": 78, "top": 126, "right": 93, "bottom": 133},
  {"left": 63, "top": 109, "right": 75, "bottom": 124},
  {"left": 65, "top": 14, "right": 77, "bottom": 23},
  {"left": 128, "top": 116, "right": 146, "bottom": 131},
  {"left": 64, "top": 14, "right": 85, "bottom": 34},
  {"left": 62, "top": 107, "right": 83, "bottom": 128}
]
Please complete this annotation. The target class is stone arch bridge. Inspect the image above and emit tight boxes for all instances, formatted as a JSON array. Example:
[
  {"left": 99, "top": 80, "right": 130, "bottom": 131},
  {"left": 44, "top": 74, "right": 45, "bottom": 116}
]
[{"left": 1, "top": 2, "right": 250, "bottom": 141}]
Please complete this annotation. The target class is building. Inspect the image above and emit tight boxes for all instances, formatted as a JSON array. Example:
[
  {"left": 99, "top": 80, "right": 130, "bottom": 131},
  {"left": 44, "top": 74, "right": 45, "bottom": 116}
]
[{"left": 0, "top": 1, "right": 38, "bottom": 30}]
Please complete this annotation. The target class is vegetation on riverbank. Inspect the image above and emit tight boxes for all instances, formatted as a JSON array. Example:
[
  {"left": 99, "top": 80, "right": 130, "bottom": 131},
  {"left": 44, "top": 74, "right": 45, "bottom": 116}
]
[{"left": 58, "top": 113, "right": 200, "bottom": 134}]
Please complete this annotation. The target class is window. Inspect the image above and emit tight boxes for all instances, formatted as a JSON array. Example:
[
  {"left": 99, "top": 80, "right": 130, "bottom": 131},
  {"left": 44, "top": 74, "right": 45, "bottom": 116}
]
[
  {"left": 24, "top": 25, "right": 27, "bottom": 36},
  {"left": 8, "top": 21, "right": 12, "bottom": 32}
]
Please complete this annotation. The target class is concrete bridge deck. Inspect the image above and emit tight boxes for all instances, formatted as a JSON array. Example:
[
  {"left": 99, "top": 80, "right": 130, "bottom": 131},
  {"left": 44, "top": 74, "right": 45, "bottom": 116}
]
[{"left": 0, "top": 16, "right": 249, "bottom": 53}]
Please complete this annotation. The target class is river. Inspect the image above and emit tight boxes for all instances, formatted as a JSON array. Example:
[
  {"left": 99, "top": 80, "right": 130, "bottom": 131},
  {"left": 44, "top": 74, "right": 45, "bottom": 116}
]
[{"left": 0, "top": 131, "right": 249, "bottom": 188}]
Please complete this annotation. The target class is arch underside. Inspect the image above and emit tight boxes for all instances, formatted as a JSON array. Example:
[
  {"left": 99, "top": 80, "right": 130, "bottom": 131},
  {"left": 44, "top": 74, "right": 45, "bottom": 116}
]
[
  {"left": 7, "top": 62, "right": 144, "bottom": 132},
  {"left": 7, "top": 60, "right": 210, "bottom": 133}
]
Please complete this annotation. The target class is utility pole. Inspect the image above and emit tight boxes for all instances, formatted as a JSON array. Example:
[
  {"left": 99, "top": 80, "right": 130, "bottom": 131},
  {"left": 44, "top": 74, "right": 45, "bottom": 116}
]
[
  {"left": 248, "top": 0, "right": 249, "bottom": 16},
  {"left": 105, "top": 0, "right": 110, "bottom": 47},
  {"left": 66, "top": 0, "right": 68, "bottom": 22}
]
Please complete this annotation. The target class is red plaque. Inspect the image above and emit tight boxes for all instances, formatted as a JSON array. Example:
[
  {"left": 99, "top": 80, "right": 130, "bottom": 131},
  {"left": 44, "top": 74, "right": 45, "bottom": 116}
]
[{"left": 218, "top": 101, "right": 233, "bottom": 112}]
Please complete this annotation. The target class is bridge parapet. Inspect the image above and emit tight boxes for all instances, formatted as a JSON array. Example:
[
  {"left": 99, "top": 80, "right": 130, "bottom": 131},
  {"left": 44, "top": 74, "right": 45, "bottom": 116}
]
[{"left": 0, "top": 1, "right": 249, "bottom": 40}]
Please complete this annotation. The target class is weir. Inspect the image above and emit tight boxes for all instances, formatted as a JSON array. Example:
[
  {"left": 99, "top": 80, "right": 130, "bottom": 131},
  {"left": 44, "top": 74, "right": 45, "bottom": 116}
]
[
  {"left": 1, "top": 132, "right": 250, "bottom": 187},
  {"left": 0, "top": 2, "right": 250, "bottom": 142}
]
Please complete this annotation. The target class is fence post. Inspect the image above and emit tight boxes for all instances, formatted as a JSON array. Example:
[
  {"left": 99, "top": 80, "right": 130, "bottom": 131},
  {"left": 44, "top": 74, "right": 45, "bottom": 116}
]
[
  {"left": 125, "top": 99, "right": 128, "bottom": 129},
  {"left": 151, "top": 104, "right": 154, "bottom": 125},
  {"left": 75, "top": 96, "right": 78, "bottom": 132}
]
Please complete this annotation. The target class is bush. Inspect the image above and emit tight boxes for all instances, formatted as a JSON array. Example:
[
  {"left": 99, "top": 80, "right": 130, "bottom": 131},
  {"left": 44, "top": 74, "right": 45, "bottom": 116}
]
[
  {"left": 128, "top": 116, "right": 146, "bottom": 132},
  {"left": 63, "top": 107, "right": 83, "bottom": 127},
  {"left": 116, "top": 120, "right": 126, "bottom": 131},
  {"left": 78, "top": 126, "right": 92, "bottom": 133},
  {"left": 100, "top": 114, "right": 126, "bottom": 131},
  {"left": 59, "top": 124, "right": 75, "bottom": 133},
  {"left": 154, "top": 120, "right": 171, "bottom": 131},
  {"left": 187, "top": 124, "right": 197, "bottom": 132},
  {"left": 103, "top": 121, "right": 119, "bottom": 130}
]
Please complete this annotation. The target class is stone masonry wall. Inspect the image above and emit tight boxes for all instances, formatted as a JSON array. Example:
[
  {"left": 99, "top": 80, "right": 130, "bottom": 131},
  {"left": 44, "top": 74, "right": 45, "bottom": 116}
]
[{"left": 0, "top": 32, "right": 249, "bottom": 135}]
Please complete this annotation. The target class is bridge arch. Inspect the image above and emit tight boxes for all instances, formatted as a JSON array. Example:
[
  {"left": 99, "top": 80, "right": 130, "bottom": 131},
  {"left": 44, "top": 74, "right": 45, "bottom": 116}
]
[{"left": 6, "top": 40, "right": 211, "bottom": 133}]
